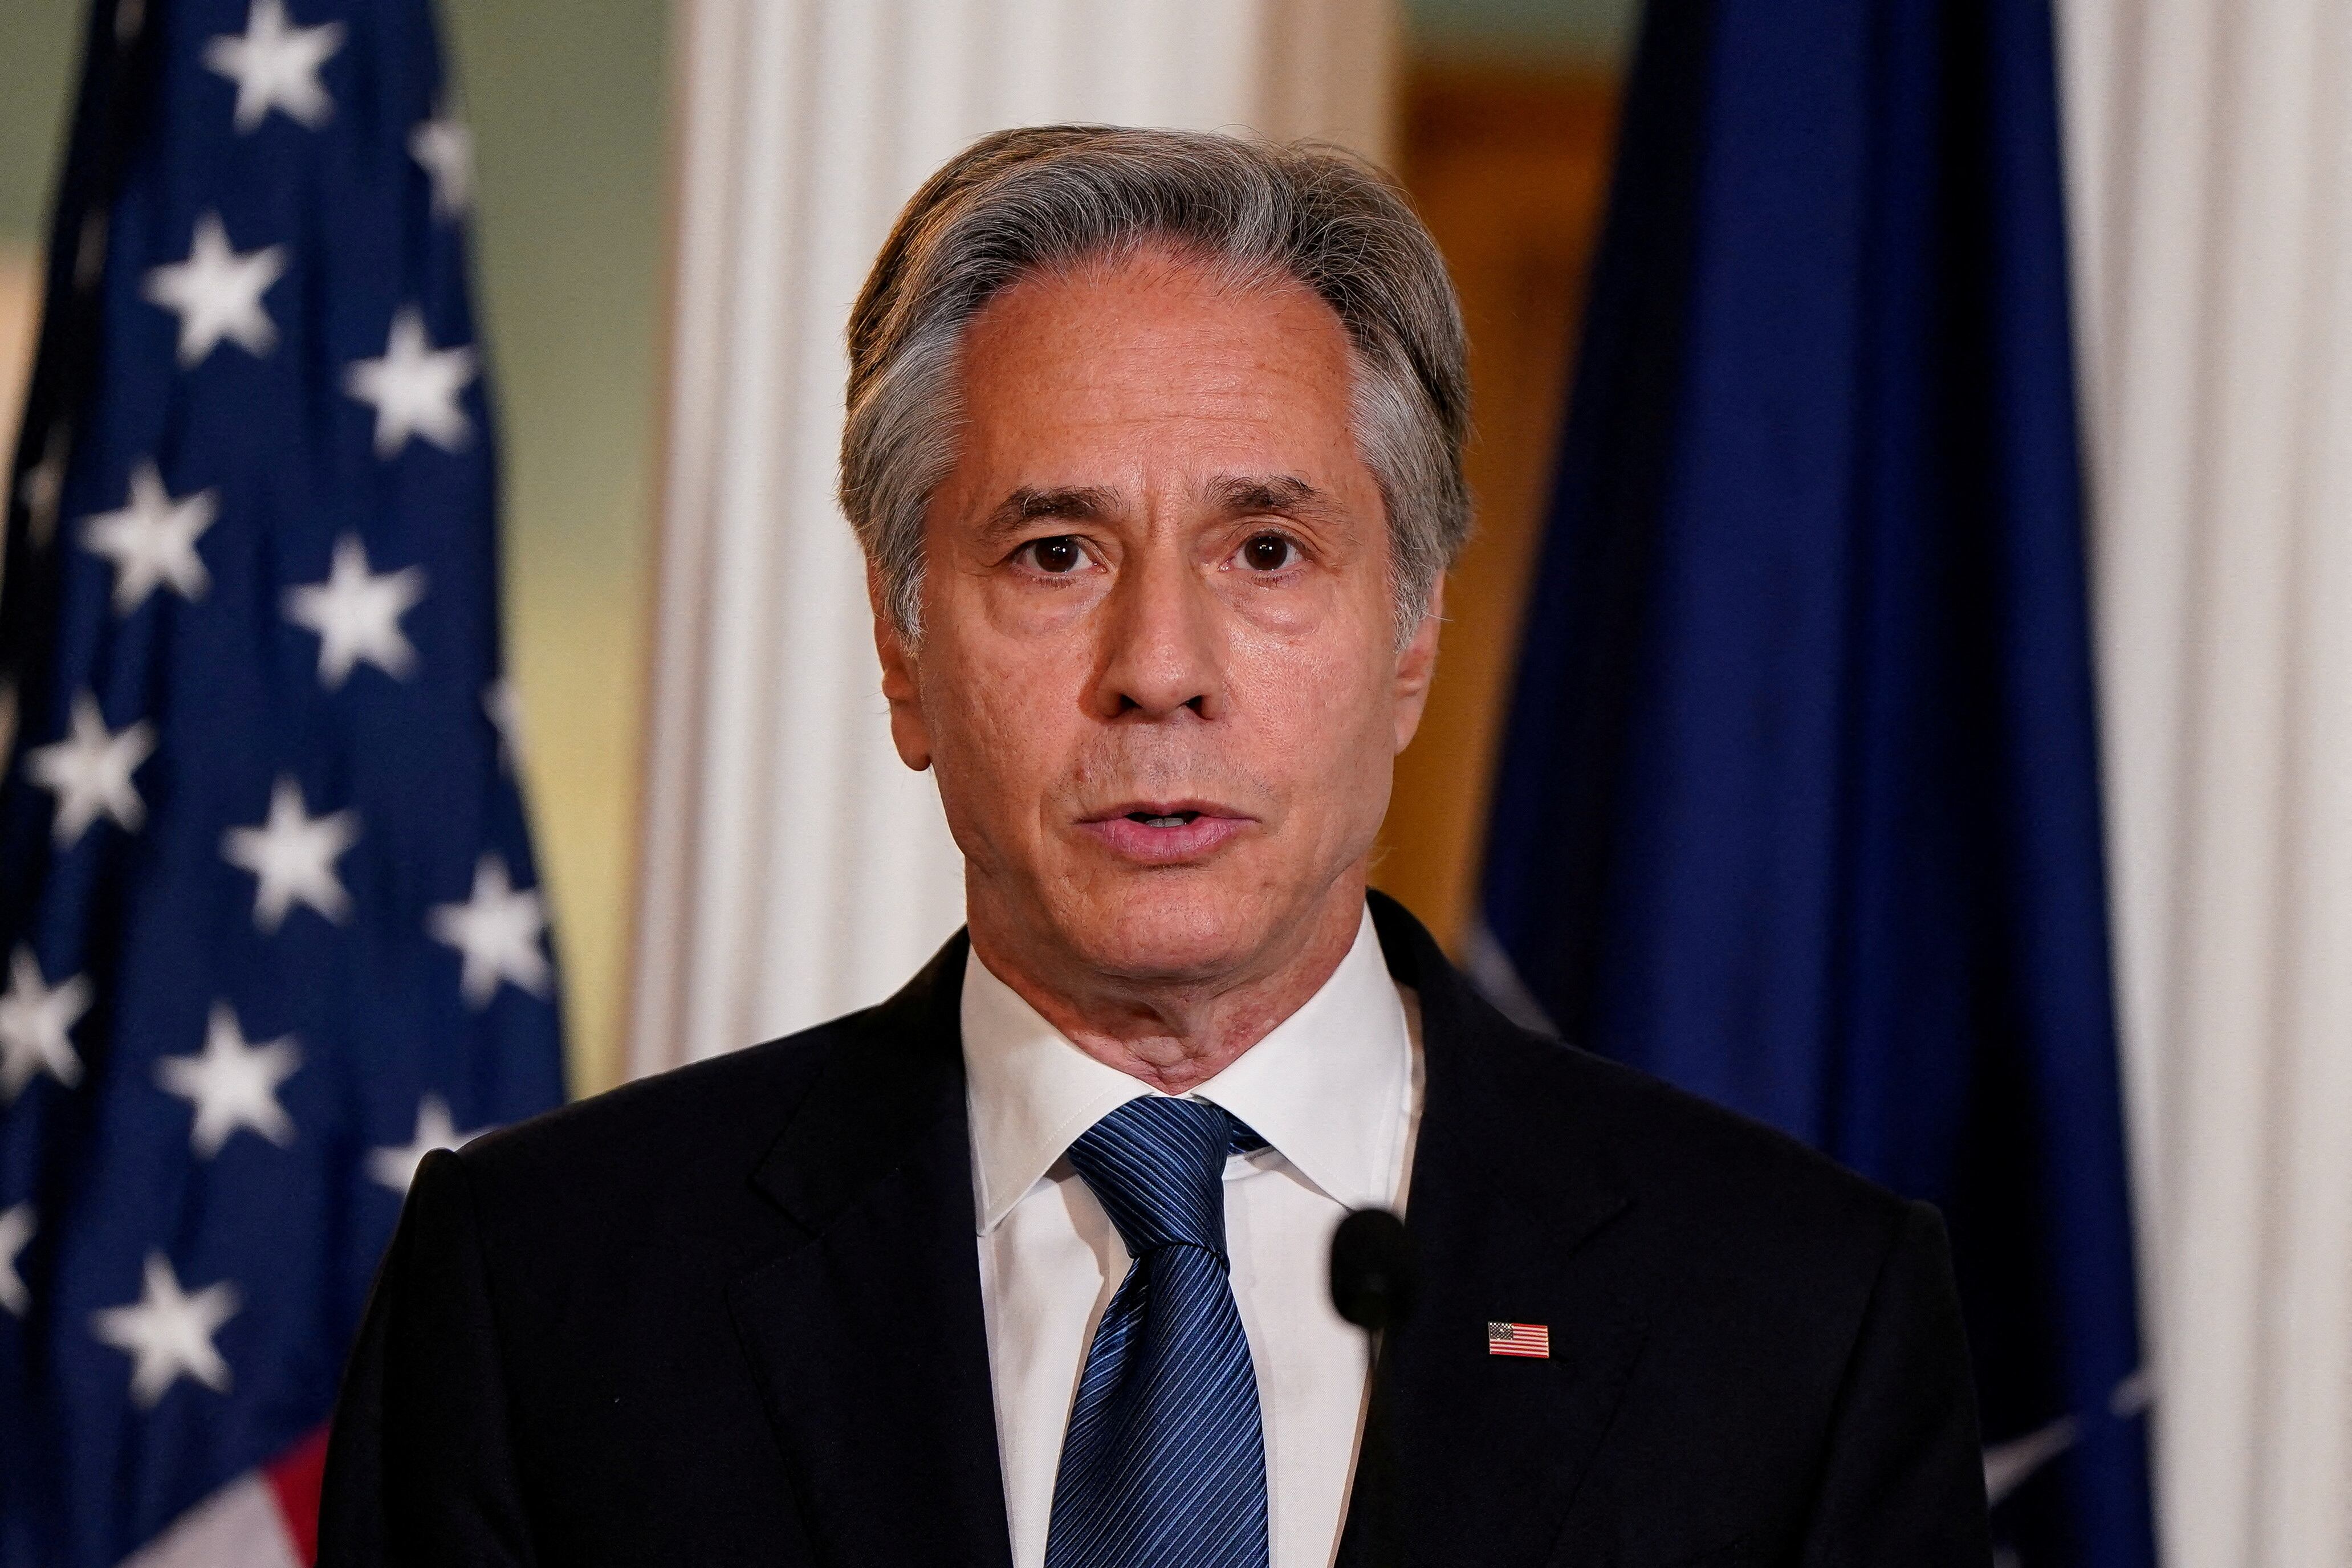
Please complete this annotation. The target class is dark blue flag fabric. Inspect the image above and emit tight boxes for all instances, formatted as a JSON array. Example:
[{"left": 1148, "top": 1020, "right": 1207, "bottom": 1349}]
[
  {"left": 1475, "top": 3, "right": 2156, "bottom": 1565},
  {"left": 0, "top": 2, "right": 564, "bottom": 1562}
]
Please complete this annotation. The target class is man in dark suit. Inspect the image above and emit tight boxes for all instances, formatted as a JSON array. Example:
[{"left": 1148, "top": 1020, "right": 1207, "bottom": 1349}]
[{"left": 322, "top": 127, "right": 1991, "bottom": 1567}]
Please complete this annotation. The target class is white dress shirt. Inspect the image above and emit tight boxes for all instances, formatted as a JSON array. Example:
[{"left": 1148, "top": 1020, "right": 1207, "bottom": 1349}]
[{"left": 962, "top": 906, "right": 1423, "bottom": 1568}]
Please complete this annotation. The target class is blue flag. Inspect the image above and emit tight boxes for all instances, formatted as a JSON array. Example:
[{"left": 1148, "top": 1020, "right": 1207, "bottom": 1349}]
[
  {"left": 0, "top": 2, "right": 564, "bottom": 1562},
  {"left": 1474, "top": 3, "right": 2156, "bottom": 1563}
]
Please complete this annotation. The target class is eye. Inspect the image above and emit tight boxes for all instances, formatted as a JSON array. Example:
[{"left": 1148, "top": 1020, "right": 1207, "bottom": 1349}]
[
  {"left": 1233, "top": 532, "right": 1299, "bottom": 573},
  {"left": 1016, "top": 536, "right": 1089, "bottom": 575}
]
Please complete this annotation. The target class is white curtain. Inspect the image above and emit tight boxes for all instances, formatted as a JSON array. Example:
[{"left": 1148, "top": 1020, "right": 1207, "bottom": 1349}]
[
  {"left": 628, "top": 0, "right": 1397, "bottom": 1076},
  {"left": 2059, "top": 1, "right": 2352, "bottom": 1563}
]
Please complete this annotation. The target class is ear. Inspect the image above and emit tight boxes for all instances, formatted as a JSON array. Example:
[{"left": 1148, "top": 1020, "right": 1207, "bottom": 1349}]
[
  {"left": 1391, "top": 573, "right": 1444, "bottom": 754},
  {"left": 869, "top": 563, "right": 934, "bottom": 772}
]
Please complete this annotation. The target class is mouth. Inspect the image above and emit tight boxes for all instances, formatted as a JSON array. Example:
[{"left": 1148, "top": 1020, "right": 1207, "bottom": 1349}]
[
  {"left": 1076, "top": 801, "right": 1254, "bottom": 864},
  {"left": 1125, "top": 808, "right": 1202, "bottom": 828}
]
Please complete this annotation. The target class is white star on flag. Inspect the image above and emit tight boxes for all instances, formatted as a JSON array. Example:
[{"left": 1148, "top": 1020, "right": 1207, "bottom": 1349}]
[
  {"left": 409, "top": 112, "right": 473, "bottom": 220},
  {"left": 368, "top": 1093, "right": 492, "bottom": 1195},
  {"left": 483, "top": 678, "right": 524, "bottom": 772},
  {"left": 427, "top": 854, "right": 552, "bottom": 1008},
  {"left": 90, "top": 1252, "right": 241, "bottom": 1408},
  {"left": 0, "top": 947, "right": 89, "bottom": 1102},
  {"left": 17, "top": 425, "right": 67, "bottom": 550},
  {"left": 283, "top": 533, "right": 427, "bottom": 687},
  {"left": 343, "top": 307, "right": 477, "bottom": 458},
  {"left": 141, "top": 211, "right": 287, "bottom": 366},
  {"left": 81, "top": 461, "right": 219, "bottom": 614},
  {"left": 26, "top": 690, "right": 156, "bottom": 846},
  {"left": 221, "top": 776, "right": 361, "bottom": 931},
  {"left": 0, "top": 1203, "right": 31, "bottom": 1316},
  {"left": 154, "top": 1003, "right": 302, "bottom": 1159},
  {"left": 203, "top": 0, "right": 344, "bottom": 133}
]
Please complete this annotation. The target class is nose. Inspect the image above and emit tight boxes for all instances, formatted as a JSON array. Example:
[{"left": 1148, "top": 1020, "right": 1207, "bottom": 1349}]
[{"left": 1090, "top": 540, "right": 1226, "bottom": 722}]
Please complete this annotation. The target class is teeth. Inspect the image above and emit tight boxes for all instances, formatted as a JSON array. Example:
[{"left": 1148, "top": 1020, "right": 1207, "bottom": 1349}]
[{"left": 1142, "top": 814, "right": 1185, "bottom": 828}]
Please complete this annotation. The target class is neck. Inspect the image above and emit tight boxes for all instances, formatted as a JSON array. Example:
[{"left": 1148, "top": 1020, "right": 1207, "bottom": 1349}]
[{"left": 967, "top": 878, "right": 1368, "bottom": 1095}]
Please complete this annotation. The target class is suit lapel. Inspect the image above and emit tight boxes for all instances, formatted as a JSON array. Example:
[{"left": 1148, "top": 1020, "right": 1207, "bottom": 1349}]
[
  {"left": 1338, "top": 898, "right": 1650, "bottom": 1568},
  {"left": 725, "top": 937, "right": 1015, "bottom": 1568}
]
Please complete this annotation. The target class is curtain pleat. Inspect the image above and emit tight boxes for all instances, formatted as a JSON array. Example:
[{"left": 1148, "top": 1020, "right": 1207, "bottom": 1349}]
[{"left": 2059, "top": 1, "right": 2352, "bottom": 1561}]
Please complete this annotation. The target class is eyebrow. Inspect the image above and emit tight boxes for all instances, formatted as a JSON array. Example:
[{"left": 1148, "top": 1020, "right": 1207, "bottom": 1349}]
[
  {"left": 976, "top": 485, "right": 1118, "bottom": 544},
  {"left": 972, "top": 473, "right": 1340, "bottom": 544},
  {"left": 1200, "top": 473, "right": 1335, "bottom": 521}
]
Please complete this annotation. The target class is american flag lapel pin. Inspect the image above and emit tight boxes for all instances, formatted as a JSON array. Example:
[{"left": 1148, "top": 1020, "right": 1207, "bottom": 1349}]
[{"left": 1487, "top": 1320, "right": 1551, "bottom": 1359}]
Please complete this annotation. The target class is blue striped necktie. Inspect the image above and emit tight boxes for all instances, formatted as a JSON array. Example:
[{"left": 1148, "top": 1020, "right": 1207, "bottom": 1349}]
[{"left": 1045, "top": 1095, "right": 1271, "bottom": 1568}]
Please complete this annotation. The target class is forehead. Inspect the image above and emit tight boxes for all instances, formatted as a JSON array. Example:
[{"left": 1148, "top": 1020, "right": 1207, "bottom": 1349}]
[{"left": 949, "top": 250, "right": 1364, "bottom": 474}]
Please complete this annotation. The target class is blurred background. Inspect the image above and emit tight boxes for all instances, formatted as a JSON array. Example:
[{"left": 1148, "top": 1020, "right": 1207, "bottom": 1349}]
[{"left": 2, "top": 2, "right": 2346, "bottom": 1566}]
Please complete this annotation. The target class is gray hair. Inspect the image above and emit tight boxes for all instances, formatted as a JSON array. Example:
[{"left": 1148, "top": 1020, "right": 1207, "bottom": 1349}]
[{"left": 839, "top": 124, "right": 1471, "bottom": 642}]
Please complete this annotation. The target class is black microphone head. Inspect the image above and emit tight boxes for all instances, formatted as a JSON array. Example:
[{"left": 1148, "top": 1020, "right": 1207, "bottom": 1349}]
[{"left": 1329, "top": 1207, "right": 1415, "bottom": 1333}]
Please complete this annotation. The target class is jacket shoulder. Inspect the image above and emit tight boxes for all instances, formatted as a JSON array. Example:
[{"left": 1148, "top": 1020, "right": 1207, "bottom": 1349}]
[
  {"left": 1376, "top": 892, "right": 1914, "bottom": 1271},
  {"left": 1501, "top": 1023, "right": 1920, "bottom": 1279},
  {"left": 449, "top": 1003, "right": 887, "bottom": 1216}
]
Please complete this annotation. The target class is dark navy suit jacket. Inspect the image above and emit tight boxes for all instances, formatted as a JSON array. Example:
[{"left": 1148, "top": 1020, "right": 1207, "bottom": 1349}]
[{"left": 319, "top": 895, "right": 1992, "bottom": 1566}]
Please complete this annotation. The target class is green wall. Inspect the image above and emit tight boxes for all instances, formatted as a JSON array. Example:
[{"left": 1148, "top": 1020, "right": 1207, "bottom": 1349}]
[
  {"left": 0, "top": 0, "right": 669, "bottom": 1095},
  {"left": 1402, "top": 0, "right": 1639, "bottom": 60},
  {"left": 0, "top": 5, "right": 75, "bottom": 239}
]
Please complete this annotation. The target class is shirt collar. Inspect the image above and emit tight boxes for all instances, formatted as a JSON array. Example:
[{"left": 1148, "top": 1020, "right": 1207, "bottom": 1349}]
[{"left": 959, "top": 905, "right": 1412, "bottom": 1232}]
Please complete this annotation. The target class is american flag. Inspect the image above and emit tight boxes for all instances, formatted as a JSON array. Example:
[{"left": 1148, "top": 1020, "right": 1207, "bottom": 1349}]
[
  {"left": 1487, "top": 1321, "right": 1551, "bottom": 1359},
  {"left": 0, "top": 2, "right": 565, "bottom": 1564}
]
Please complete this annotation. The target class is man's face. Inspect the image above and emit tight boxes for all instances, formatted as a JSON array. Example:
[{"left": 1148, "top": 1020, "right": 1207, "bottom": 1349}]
[{"left": 877, "top": 249, "right": 1441, "bottom": 990}]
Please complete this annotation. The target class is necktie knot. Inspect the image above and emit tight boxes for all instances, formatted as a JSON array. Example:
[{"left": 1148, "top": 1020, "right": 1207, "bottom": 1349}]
[{"left": 1065, "top": 1096, "right": 1260, "bottom": 1261}]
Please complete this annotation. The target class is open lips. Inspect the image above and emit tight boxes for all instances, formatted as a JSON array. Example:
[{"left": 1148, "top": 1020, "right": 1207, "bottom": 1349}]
[{"left": 1079, "top": 805, "right": 1251, "bottom": 863}]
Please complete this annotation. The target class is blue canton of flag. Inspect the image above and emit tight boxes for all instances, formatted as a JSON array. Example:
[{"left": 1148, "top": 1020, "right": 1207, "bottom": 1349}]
[{"left": 0, "top": 2, "right": 565, "bottom": 1564}]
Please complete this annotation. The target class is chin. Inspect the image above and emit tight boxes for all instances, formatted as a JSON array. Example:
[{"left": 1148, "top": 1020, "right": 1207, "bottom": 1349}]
[{"left": 1059, "top": 874, "right": 1279, "bottom": 983}]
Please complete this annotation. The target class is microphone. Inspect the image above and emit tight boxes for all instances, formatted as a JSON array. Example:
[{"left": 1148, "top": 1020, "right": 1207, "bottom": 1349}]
[
  {"left": 1330, "top": 1208, "right": 1414, "bottom": 1568},
  {"left": 1330, "top": 1208, "right": 1415, "bottom": 1335}
]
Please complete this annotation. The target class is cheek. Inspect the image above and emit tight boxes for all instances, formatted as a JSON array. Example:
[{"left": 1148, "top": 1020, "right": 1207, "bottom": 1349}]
[
  {"left": 1231, "top": 627, "right": 1397, "bottom": 804},
  {"left": 922, "top": 634, "right": 1085, "bottom": 829}
]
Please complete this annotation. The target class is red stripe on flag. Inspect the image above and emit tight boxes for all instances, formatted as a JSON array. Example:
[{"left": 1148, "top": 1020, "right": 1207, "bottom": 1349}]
[{"left": 263, "top": 1424, "right": 331, "bottom": 1564}]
